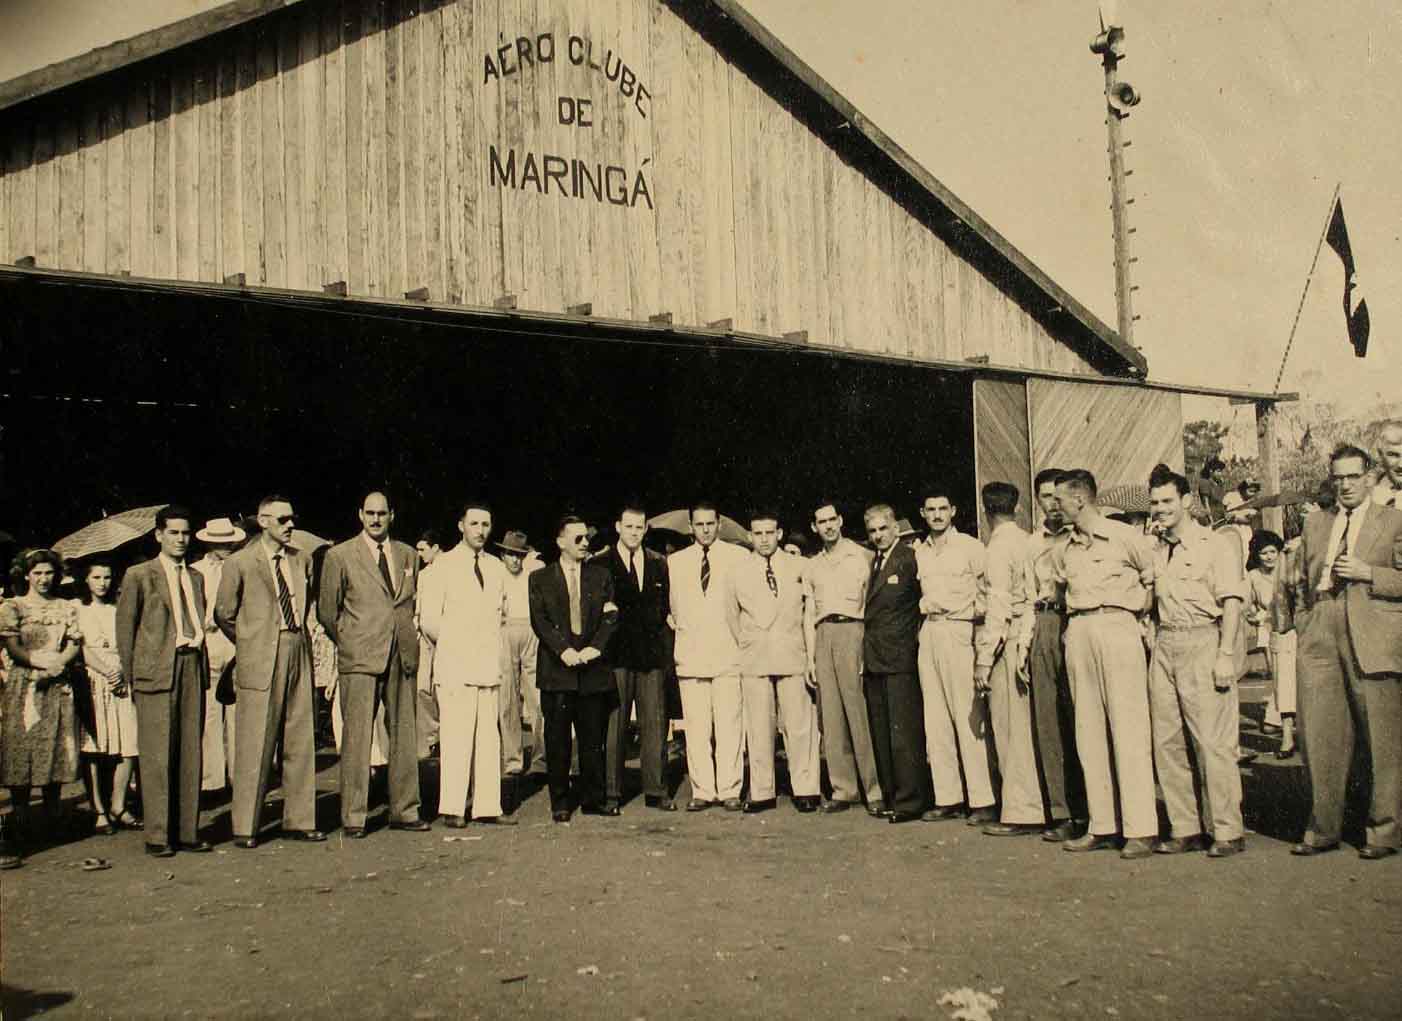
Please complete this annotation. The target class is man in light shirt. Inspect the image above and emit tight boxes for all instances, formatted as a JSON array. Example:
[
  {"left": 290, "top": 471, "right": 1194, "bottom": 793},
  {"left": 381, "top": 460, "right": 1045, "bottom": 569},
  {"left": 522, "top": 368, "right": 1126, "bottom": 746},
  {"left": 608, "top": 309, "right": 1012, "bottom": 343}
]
[
  {"left": 668, "top": 501, "right": 748, "bottom": 812},
  {"left": 497, "top": 530, "right": 541, "bottom": 793},
  {"left": 413, "top": 529, "right": 444, "bottom": 760},
  {"left": 805, "top": 499, "right": 881, "bottom": 815},
  {"left": 1373, "top": 420, "right": 1402, "bottom": 508},
  {"left": 913, "top": 488, "right": 994, "bottom": 824}
]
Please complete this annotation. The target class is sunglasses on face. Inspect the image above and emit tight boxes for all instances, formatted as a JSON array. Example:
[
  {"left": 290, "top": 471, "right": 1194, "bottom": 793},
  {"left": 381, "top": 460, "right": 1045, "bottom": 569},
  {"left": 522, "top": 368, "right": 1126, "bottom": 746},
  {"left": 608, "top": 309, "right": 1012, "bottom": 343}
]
[{"left": 267, "top": 514, "right": 296, "bottom": 525}]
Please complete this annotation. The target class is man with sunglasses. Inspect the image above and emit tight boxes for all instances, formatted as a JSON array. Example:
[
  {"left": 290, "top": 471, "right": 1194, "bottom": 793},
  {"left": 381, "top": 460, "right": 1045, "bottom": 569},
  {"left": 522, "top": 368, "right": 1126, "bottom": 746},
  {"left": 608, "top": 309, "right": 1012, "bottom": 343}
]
[
  {"left": 214, "top": 495, "right": 325, "bottom": 848},
  {"left": 1291, "top": 444, "right": 1402, "bottom": 861}
]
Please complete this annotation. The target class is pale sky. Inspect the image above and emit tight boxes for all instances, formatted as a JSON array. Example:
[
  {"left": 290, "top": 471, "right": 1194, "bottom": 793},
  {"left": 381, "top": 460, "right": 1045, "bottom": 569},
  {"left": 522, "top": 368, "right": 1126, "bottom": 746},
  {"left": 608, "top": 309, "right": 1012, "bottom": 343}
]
[{"left": 3, "top": 0, "right": 1398, "bottom": 407}]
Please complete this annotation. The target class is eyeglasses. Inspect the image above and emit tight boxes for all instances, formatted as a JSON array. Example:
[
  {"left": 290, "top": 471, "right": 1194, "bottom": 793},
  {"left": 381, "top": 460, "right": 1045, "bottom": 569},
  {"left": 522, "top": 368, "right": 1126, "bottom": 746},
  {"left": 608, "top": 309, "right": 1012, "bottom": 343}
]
[
  {"left": 570, "top": 536, "right": 590, "bottom": 545},
  {"left": 1330, "top": 472, "right": 1366, "bottom": 484},
  {"left": 267, "top": 514, "right": 297, "bottom": 525}
]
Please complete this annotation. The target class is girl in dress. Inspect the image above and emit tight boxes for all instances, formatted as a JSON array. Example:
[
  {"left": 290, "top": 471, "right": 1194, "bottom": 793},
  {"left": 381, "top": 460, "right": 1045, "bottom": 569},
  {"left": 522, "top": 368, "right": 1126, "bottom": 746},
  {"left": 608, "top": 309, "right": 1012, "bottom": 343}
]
[
  {"left": 75, "top": 559, "right": 141, "bottom": 834},
  {"left": 1, "top": 549, "right": 83, "bottom": 848}
]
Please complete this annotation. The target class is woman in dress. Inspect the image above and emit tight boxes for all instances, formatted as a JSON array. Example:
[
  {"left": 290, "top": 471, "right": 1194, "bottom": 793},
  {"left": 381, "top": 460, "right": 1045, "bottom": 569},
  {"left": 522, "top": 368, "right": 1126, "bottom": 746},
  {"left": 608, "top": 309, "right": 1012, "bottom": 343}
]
[
  {"left": 1, "top": 549, "right": 84, "bottom": 847},
  {"left": 1246, "top": 530, "right": 1287, "bottom": 750},
  {"left": 75, "top": 559, "right": 141, "bottom": 833}
]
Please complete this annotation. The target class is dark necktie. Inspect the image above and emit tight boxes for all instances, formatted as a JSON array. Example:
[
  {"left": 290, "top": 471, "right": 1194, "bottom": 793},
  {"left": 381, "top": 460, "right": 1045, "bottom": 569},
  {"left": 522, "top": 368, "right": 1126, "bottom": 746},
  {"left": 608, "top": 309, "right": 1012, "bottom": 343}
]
[
  {"left": 175, "top": 563, "right": 196, "bottom": 640},
  {"left": 765, "top": 554, "right": 778, "bottom": 596},
  {"left": 871, "top": 550, "right": 884, "bottom": 585},
  {"left": 376, "top": 542, "right": 395, "bottom": 594},
  {"left": 1336, "top": 508, "right": 1355, "bottom": 566},
  {"left": 273, "top": 553, "right": 297, "bottom": 629},
  {"left": 700, "top": 547, "right": 711, "bottom": 594},
  {"left": 474, "top": 551, "right": 485, "bottom": 589},
  {"left": 631, "top": 549, "right": 642, "bottom": 591}
]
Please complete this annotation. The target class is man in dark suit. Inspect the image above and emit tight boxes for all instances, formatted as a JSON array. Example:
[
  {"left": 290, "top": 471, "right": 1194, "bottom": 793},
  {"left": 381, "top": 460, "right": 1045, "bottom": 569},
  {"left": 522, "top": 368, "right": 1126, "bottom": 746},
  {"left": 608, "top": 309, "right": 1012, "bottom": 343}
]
[
  {"left": 115, "top": 505, "right": 212, "bottom": 857},
  {"left": 602, "top": 503, "right": 674, "bottom": 811},
  {"left": 214, "top": 494, "right": 325, "bottom": 848},
  {"left": 1290, "top": 444, "right": 1402, "bottom": 860},
  {"left": 862, "top": 503, "right": 933, "bottom": 823},
  {"left": 317, "top": 492, "right": 426, "bottom": 838},
  {"left": 529, "top": 514, "right": 620, "bottom": 822}
]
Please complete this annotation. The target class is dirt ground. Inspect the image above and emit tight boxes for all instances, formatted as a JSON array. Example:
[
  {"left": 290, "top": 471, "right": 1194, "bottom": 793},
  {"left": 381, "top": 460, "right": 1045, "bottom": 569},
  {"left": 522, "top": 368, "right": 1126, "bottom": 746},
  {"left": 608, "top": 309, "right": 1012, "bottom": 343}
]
[{"left": 4, "top": 692, "right": 1401, "bottom": 1021}]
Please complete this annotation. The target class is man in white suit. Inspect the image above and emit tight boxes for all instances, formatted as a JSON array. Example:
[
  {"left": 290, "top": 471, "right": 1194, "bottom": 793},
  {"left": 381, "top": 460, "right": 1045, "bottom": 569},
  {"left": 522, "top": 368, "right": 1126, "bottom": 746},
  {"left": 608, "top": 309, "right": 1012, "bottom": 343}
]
[
  {"left": 726, "top": 512, "right": 821, "bottom": 814},
  {"left": 193, "top": 517, "right": 244, "bottom": 792},
  {"left": 668, "top": 501, "right": 748, "bottom": 812},
  {"left": 417, "top": 500, "right": 515, "bottom": 827}
]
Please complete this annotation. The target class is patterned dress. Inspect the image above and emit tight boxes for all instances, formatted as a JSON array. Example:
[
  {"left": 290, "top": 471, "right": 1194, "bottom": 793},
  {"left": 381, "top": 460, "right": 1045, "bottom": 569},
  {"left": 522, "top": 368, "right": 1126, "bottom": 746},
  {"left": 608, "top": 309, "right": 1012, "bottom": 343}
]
[
  {"left": 0, "top": 596, "right": 83, "bottom": 786},
  {"left": 75, "top": 600, "right": 140, "bottom": 757}
]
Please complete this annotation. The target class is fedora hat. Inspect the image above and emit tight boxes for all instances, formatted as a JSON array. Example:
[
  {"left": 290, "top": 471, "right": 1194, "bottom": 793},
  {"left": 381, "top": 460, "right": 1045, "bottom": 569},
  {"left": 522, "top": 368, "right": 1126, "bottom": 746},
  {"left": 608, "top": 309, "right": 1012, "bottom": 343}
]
[
  {"left": 196, "top": 517, "right": 247, "bottom": 545},
  {"left": 496, "top": 530, "right": 533, "bottom": 556}
]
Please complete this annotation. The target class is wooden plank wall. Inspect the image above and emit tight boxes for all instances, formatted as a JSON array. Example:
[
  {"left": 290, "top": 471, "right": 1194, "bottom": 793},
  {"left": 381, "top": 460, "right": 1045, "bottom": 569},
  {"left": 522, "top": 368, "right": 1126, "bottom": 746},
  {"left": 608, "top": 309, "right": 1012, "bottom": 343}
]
[
  {"left": 1028, "top": 379, "right": 1184, "bottom": 510},
  {"left": 972, "top": 378, "right": 1032, "bottom": 537},
  {"left": 0, "top": 0, "right": 1100, "bottom": 376}
]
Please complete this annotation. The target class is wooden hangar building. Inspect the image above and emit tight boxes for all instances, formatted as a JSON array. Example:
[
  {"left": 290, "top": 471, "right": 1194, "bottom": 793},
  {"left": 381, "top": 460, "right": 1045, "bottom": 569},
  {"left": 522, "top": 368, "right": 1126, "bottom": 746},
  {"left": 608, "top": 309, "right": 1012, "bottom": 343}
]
[{"left": 0, "top": 0, "right": 1288, "bottom": 545}]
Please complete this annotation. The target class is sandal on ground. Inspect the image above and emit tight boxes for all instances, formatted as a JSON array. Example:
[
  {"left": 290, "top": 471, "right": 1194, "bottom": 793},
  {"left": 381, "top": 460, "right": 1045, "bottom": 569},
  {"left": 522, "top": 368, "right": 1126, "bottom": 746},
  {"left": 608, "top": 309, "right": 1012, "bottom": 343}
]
[
  {"left": 94, "top": 813, "right": 115, "bottom": 836},
  {"left": 1276, "top": 744, "right": 1296, "bottom": 759},
  {"left": 113, "top": 811, "right": 143, "bottom": 830}
]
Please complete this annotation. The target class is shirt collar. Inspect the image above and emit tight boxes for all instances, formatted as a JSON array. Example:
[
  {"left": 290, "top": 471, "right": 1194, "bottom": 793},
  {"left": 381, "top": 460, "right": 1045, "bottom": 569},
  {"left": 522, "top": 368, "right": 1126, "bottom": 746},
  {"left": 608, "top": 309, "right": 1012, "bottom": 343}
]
[
  {"left": 617, "top": 541, "right": 639, "bottom": 564},
  {"left": 924, "top": 525, "right": 960, "bottom": 548},
  {"left": 362, "top": 532, "right": 390, "bottom": 556},
  {"left": 158, "top": 552, "right": 187, "bottom": 571}
]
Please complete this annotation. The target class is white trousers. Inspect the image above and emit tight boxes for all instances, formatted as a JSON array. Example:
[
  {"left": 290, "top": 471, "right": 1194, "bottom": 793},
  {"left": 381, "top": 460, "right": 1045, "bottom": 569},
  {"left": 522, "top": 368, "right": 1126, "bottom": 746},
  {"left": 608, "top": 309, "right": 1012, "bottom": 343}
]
[
  {"left": 678, "top": 675, "right": 743, "bottom": 802},
  {"left": 1264, "top": 629, "right": 1298, "bottom": 726},
  {"left": 437, "top": 685, "right": 502, "bottom": 818},
  {"left": 917, "top": 619, "right": 994, "bottom": 809},
  {"left": 741, "top": 674, "right": 821, "bottom": 800}
]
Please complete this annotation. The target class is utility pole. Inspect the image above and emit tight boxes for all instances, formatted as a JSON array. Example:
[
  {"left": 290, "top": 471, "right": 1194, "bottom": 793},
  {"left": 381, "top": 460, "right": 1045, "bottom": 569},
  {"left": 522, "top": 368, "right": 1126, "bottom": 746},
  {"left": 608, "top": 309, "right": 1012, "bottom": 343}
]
[{"left": 1091, "top": 18, "right": 1141, "bottom": 350}]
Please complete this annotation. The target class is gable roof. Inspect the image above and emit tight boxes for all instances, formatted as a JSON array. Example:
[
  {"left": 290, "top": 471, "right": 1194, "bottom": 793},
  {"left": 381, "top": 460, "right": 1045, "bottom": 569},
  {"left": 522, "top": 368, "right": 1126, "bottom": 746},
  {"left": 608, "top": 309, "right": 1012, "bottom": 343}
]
[{"left": 0, "top": 0, "right": 1148, "bottom": 377}]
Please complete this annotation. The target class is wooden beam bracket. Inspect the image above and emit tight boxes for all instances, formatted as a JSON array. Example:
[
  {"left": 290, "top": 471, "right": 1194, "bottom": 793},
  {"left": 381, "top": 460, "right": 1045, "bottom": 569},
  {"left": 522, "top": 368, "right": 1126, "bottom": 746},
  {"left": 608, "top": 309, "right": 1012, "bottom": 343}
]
[
  {"left": 323, "top": 280, "right": 348, "bottom": 296},
  {"left": 783, "top": 330, "right": 809, "bottom": 343},
  {"left": 707, "top": 317, "right": 734, "bottom": 331},
  {"left": 649, "top": 312, "right": 674, "bottom": 325},
  {"left": 404, "top": 286, "right": 431, "bottom": 302},
  {"left": 223, "top": 272, "right": 246, "bottom": 287},
  {"left": 566, "top": 302, "right": 593, "bottom": 316},
  {"left": 494, "top": 294, "right": 518, "bottom": 310}
]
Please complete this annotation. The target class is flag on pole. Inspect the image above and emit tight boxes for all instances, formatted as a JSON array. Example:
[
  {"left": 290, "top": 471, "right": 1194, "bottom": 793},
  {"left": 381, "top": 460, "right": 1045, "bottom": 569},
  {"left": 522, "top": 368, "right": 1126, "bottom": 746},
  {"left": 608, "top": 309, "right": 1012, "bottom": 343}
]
[{"left": 1324, "top": 197, "right": 1370, "bottom": 357}]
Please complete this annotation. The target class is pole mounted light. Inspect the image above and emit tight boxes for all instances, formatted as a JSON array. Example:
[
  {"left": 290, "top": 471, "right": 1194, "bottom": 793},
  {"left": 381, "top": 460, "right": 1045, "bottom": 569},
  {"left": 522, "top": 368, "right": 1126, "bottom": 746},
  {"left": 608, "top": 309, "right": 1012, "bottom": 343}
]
[{"left": 1091, "top": 17, "right": 1141, "bottom": 350}]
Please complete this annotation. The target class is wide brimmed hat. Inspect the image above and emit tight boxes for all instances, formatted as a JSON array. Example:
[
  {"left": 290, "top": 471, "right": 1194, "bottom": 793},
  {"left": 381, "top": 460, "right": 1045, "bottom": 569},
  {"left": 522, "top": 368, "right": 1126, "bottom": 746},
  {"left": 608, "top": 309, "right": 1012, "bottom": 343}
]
[
  {"left": 196, "top": 517, "right": 247, "bottom": 544},
  {"left": 497, "top": 530, "right": 533, "bottom": 555}
]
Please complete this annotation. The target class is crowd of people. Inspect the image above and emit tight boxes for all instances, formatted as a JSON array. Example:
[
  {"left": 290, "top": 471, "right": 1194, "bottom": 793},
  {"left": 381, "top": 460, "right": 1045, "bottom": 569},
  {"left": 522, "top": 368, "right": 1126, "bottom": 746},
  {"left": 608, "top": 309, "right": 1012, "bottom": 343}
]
[{"left": 1, "top": 420, "right": 1399, "bottom": 871}]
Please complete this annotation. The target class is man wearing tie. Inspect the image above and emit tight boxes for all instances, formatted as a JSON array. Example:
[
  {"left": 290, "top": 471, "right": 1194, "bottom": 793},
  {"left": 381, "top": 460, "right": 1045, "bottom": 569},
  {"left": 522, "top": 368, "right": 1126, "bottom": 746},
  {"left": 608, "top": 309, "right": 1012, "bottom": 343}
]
[
  {"left": 603, "top": 504, "right": 674, "bottom": 812},
  {"left": 115, "top": 505, "right": 211, "bottom": 856},
  {"left": 214, "top": 495, "right": 325, "bottom": 848},
  {"left": 418, "top": 501, "right": 515, "bottom": 827},
  {"left": 1373, "top": 420, "right": 1401, "bottom": 508},
  {"left": 862, "top": 504, "right": 933, "bottom": 824},
  {"left": 530, "top": 515, "right": 620, "bottom": 822},
  {"left": 727, "top": 512, "right": 821, "bottom": 814},
  {"left": 668, "top": 502, "right": 748, "bottom": 812},
  {"left": 1292, "top": 444, "right": 1402, "bottom": 860},
  {"left": 317, "top": 492, "right": 426, "bottom": 838}
]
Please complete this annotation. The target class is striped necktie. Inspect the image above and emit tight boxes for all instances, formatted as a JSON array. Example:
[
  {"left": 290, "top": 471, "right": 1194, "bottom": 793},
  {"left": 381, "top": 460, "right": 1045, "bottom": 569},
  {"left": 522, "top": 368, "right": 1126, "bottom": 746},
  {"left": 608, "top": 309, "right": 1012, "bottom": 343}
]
[
  {"left": 175, "top": 563, "right": 197, "bottom": 639},
  {"left": 273, "top": 553, "right": 296, "bottom": 629},
  {"left": 700, "top": 546, "right": 711, "bottom": 594},
  {"left": 765, "top": 554, "right": 778, "bottom": 596}
]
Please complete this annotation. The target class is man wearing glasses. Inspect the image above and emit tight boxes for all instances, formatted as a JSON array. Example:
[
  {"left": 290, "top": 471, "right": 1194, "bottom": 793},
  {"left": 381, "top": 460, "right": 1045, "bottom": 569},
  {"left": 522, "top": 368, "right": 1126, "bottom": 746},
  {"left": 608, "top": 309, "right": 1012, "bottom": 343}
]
[
  {"left": 214, "top": 495, "right": 325, "bottom": 848},
  {"left": 1292, "top": 444, "right": 1402, "bottom": 861}
]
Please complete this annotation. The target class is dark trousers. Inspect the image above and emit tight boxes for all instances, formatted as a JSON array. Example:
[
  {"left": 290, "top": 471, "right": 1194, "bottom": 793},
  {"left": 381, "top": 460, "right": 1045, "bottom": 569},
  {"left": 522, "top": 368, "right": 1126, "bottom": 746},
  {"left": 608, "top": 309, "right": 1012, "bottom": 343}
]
[
  {"left": 863, "top": 671, "right": 932, "bottom": 815},
  {"left": 542, "top": 689, "right": 610, "bottom": 811},
  {"left": 1298, "top": 594, "right": 1402, "bottom": 849},
  {"left": 607, "top": 667, "right": 668, "bottom": 801},
  {"left": 133, "top": 649, "right": 205, "bottom": 847},
  {"left": 338, "top": 645, "right": 421, "bottom": 828},
  {"left": 1028, "top": 610, "right": 1087, "bottom": 822},
  {"left": 232, "top": 632, "right": 317, "bottom": 837}
]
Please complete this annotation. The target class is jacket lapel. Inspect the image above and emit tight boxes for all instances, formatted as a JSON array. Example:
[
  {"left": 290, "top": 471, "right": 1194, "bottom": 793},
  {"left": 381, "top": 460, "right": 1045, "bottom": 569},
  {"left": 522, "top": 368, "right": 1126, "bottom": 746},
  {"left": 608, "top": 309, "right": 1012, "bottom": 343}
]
[
  {"left": 1353, "top": 503, "right": 1382, "bottom": 566},
  {"left": 148, "top": 559, "right": 174, "bottom": 618},
  {"left": 357, "top": 536, "right": 394, "bottom": 597}
]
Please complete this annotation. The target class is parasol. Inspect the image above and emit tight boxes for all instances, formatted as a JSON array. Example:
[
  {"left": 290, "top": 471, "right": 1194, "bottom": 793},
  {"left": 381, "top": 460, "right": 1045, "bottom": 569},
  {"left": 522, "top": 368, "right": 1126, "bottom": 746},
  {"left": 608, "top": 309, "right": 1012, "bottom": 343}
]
[
  {"left": 1099, "top": 484, "right": 1150, "bottom": 515},
  {"left": 646, "top": 509, "right": 752, "bottom": 547},
  {"left": 52, "top": 505, "right": 167, "bottom": 560}
]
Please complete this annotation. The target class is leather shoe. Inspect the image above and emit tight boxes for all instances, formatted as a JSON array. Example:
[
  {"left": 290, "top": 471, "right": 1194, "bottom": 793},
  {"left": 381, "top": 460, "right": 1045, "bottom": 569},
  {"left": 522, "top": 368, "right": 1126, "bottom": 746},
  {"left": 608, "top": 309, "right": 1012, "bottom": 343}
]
[
  {"left": 685, "top": 799, "right": 715, "bottom": 813},
  {"left": 144, "top": 843, "right": 175, "bottom": 858},
  {"left": 580, "top": 804, "right": 621, "bottom": 817},
  {"left": 793, "top": 796, "right": 820, "bottom": 813},
  {"left": 1359, "top": 844, "right": 1398, "bottom": 861},
  {"left": 1042, "top": 820, "right": 1078, "bottom": 842},
  {"left": 283, "top": 829, "right": 327, "bottom": 842},
  {"left": 865, "top": 800, "right": 887, "bottom": 818},
  {"left": 1290, "top": 841, "right": 1339, "bottom": 857},
  {"left": 743, "top": 798, "right": 776, "bottom": 814},
  {"left": 644, "top": 795, "right": 678, "bottom": 812},
  {"left": 1207, "top": 837, "right": 1246, "bottom": 858},
  {"left": 1120, "top": 837, "right": 1154, "bottom": 860},
  {"left": 1063, "top": 833, "right": 1118, "bottom": 853},
  {"left": 966, "top": 806, "right": 997, "bottom": 826},
  {"left": 551, "top": 809, "right": 572, "bottom": 824},
  {"left": 982, "top": 822, "right": 1041, "bottom": 836},
  {"left": 343, "top": 827, "right": 368, "bottom": 839},
  {"left": 888, "top": 811, "right": 921, "bottom": 824},
  {"left": 440, "top": 815, "right": 467, "bottom": 829},
  {"left": 921, "top": 805, "right": 966, "bottom": 822},
  {"left": 478, "top": 815, "right": 519, "bottom": 826},
  {"left": 1153, "top": 834, "right": 1208, "bottom": 855},
  {"left": 722, "top": 798, "right": 744, "bottom": 812},
  {"left": 389, "top": 819, "right": 431, "bottom": 832},
  {"left": 181, "top": 840, "right": 214, "bottom": 853},
  {"left": 232, "top": 836, "right": 258, "bottom": 850},
  {"left": 821, "top": 800, "right": 853, "bottom": 814}
]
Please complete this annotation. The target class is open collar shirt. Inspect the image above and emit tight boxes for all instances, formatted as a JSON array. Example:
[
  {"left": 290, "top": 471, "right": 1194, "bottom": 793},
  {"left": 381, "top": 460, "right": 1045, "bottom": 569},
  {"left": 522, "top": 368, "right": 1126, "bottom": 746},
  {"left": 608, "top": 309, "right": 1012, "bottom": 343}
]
[
  {"left": 1051, "top": 512, "right": 1154, "bottom": 614},
  {"left": 914, "top": 526, "right": 985, "bottom": 620},
  {"left": 1152, "top": 519, "right": 1247, "bottom": 628}
]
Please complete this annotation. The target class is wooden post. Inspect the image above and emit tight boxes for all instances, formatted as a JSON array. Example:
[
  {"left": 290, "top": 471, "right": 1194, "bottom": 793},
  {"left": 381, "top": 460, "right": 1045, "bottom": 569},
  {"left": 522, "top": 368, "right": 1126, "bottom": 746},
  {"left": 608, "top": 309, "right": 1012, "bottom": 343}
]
[{"left": 1256, "top": 400, "right": 1283, "bottom": 534}]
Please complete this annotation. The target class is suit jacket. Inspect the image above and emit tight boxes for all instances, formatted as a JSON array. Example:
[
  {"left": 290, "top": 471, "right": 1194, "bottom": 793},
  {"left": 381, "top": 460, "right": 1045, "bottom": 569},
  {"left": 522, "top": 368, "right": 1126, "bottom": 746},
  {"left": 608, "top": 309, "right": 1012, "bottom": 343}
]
[
  {"left": 1295, "top": 501, "right": 1402, "bottom": 675},
  {"left": 114, "top": 557, "right": 211, "bottom": 694},
  {"left": 667, "top": 540, "right": 746, "bottom": 677},
  {"left": 530, "top": 559, "right": 618, "bottom": 694},
  {"left": 602, "top": 546, "right": 671, "bottom": 670},
  {"left": 417, "top": 544, "right": 507, "bottom": 688},
  {"left": 863, "top": 541, "right": 922, "bottom": 675},
  {"left": 316, "top": 535, "right": 419, "bottom": 676},
  {"left": 214, "top": 540, "right": 314, "bottom": 692},
  {"left": 726, "top": 550, "right": 809, "bottom": 677}
]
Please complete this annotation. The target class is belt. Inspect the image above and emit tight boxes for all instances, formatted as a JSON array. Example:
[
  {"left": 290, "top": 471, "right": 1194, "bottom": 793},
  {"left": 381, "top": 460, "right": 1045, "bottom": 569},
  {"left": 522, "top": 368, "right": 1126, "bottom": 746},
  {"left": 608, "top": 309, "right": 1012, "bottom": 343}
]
[
  {"left": 1156, "top": 621, "right": 1218, "bottom": 632},
  {"left": 1067, "top": 606, "right": 1134, "bottom": 618},
  {"left": 175, "top": 645, "right": 202, "bottom": 655},
  {"left": 1033, "top": 600, "right": 1064, "bottom": 613},
  {"left": 818, "top": 614, "right": 862, "bottom": 625},
  {"left": 279, "top": 626, "right": 302, "bottom": 635},
  {"left": 924, "top": 613, "right": 975, "bottom": 624}
]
